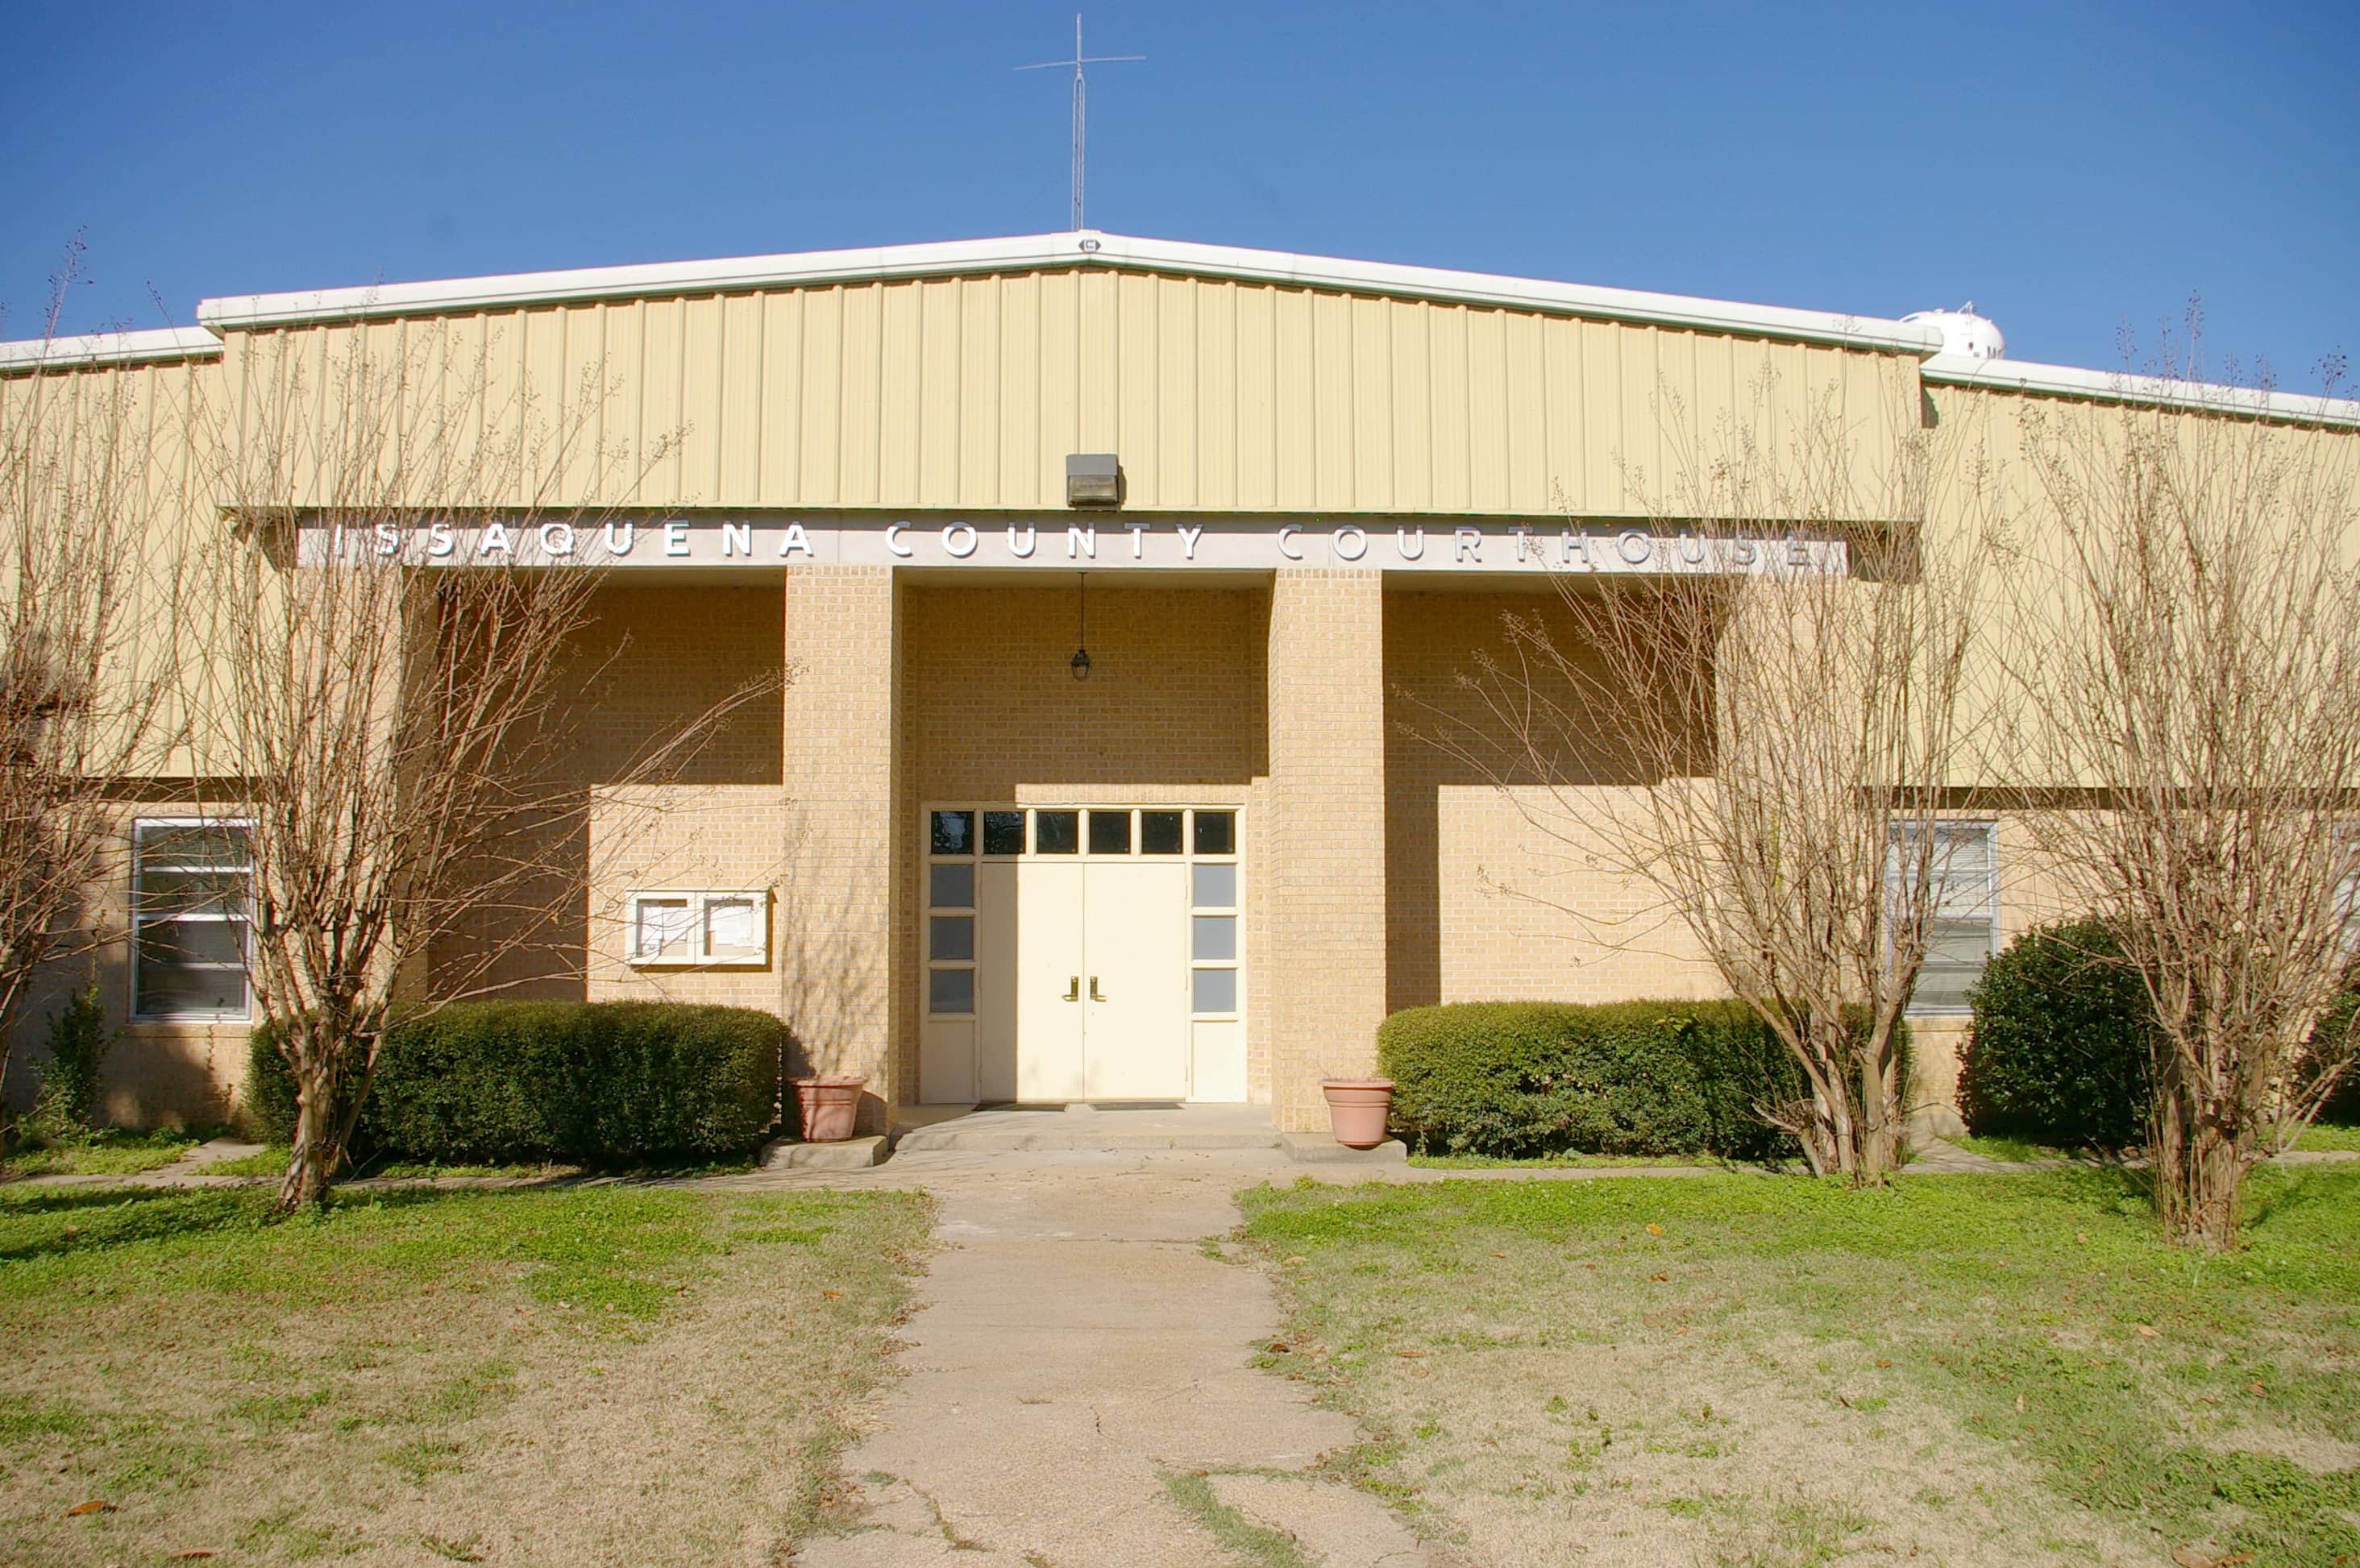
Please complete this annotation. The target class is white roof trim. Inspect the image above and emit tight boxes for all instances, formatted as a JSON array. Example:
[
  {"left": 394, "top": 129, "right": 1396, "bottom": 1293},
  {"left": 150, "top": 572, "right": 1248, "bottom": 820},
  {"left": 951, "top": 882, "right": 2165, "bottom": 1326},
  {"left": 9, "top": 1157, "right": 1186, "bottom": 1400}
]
[
  {"left": 195, "top": 230, "right": 1944, "bottom": 355},
  {"left": 0, "top": 325, "right": 222, "bottom": 372},
  {"left": 1924, "top": 351, "right": 2360, "bottom": 429}
]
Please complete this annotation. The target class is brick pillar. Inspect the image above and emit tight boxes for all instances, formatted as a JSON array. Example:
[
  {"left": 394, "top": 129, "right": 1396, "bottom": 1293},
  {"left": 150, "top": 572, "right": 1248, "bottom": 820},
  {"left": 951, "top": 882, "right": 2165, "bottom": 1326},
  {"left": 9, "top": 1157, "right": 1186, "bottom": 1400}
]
[
  {"left": 779, "top": 566, "right": 902, "bottom": 1128},
  {"left": 1265, "top": 570, "right": 1389, "bottom": 1133}
]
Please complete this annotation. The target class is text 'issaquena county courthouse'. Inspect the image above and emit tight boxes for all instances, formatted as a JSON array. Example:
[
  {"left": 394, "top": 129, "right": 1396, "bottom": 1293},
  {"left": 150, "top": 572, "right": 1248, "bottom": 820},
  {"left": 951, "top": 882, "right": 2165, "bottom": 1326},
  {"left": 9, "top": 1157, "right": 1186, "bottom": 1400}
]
[{"left": 8, "top": 230, "right": 2358, "bottom": 1136}]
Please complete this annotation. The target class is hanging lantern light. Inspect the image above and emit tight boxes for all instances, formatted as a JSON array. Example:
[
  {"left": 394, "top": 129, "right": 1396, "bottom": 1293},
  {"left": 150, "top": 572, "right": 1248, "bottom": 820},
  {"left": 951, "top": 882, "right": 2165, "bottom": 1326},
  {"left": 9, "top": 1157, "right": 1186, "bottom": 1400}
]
[{"left": 1070, "top": 572, "right": 1091, "bottom": 680}]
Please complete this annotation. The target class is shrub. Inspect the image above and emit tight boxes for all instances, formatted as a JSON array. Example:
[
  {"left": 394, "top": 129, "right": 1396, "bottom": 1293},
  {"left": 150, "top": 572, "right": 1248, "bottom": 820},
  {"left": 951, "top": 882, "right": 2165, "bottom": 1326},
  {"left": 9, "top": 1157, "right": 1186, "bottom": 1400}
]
[
  {"left": 31, "top": 984, "right": 114, "bottom": 1135},
  {"left": 1376, "top": 999, "right": 1880, "bottom": 1163},
  {"left": 1959, "top": 919, "right": 2155, "bottom": 1149},
  {"left": 2304, "top": 985, "right": 2360, "bottom": 1127},
  {"left": 247, "top": 1002, "right": 783, "bottom": 1164}
]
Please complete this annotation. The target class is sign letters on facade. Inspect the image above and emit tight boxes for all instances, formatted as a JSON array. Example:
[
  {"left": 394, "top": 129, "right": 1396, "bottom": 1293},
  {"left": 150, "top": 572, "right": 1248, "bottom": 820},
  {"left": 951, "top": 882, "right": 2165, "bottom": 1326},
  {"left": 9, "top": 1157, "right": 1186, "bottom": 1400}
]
[{"left": 305, "top": 516, "right": 1851, "bottom": 576}]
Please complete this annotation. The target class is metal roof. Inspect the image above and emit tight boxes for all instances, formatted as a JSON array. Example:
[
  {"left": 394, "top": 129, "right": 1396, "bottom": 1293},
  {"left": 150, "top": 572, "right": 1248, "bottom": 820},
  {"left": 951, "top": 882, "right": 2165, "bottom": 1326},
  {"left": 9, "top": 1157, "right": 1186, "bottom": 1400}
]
[
  {"left": 190, "top": 230, "right": 1946, "bottom": 355},
  {"left": 1, "top": 234, "right": 2355, "bottom": 428}
]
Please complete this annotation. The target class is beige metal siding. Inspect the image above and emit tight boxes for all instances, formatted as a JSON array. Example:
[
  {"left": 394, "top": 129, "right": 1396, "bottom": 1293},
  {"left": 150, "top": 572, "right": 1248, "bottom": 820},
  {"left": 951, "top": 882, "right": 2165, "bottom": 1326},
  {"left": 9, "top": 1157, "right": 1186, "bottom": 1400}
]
[{"left": 207, "top": 268, "right": 1922, "bottom": 516}]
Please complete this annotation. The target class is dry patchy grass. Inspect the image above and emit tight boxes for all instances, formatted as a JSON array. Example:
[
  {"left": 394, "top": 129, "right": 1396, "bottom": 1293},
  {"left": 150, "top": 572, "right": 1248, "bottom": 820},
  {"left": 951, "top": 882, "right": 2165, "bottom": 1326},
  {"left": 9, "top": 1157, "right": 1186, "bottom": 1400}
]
[
  {"left": 1240, "top": 1168, "right": 2360, "bottom": 1568},
  {"left": 0, "top": 1182, "right": 930, "bottom": 1566}
]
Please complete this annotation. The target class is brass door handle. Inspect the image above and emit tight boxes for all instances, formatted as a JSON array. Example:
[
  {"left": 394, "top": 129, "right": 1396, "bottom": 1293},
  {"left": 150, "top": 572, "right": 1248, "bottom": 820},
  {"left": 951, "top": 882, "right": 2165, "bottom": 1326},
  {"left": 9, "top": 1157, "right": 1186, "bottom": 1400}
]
[
  {"left": 1089, "top": 977, "right": 1107, "bottom": 1002},
  {"left": 1063, "top": 976, "right": 1080, "bottom": 1002}
]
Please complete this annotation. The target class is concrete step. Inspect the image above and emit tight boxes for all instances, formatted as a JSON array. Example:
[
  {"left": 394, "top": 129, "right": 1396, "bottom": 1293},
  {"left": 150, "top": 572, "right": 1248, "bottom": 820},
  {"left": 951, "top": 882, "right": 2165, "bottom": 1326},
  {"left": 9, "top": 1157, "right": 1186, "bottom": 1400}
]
[
  {"left": 1282, "top": 1132, "right": 1407, "bottom": 1164},
  {"left": 758, "top": 1134, "right": 888, "bottom": 1170}
]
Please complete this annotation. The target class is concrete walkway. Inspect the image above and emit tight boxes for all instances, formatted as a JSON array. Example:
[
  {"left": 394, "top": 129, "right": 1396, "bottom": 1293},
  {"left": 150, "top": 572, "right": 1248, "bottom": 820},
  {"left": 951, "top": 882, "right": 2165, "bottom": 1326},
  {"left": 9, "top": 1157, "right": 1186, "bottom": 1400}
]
[{"left": 794, "top": 1151, "right": 1440, "bottom": 1568}]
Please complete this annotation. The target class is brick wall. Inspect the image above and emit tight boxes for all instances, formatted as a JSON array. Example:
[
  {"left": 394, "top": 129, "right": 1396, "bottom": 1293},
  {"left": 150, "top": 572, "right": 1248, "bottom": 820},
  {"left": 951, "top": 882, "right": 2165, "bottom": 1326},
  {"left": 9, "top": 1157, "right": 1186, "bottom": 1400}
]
[
  {"left": 896, "top": 581, "right": 1268, "bottom": 1103},
  {"left": 1265, "top": 570, "right": 1390, "bottom": 1131},
  {"left": 38, "top": 570, "right": 2109, "bottom": 1133},
  {"left": 0, "top": 798, "right": 253, "bottom": 1130},
  {"left": 779, "top": 566, "right": 901, "bottom": 1126},
  {"left": 1384, "top": 586, "right": 1722, "bottom": 1011}
]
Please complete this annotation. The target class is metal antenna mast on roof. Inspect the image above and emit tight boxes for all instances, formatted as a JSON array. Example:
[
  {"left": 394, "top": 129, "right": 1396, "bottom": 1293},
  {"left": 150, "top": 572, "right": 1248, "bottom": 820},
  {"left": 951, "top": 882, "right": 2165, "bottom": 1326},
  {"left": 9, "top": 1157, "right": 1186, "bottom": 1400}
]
[{"left": 1015, "top": 15, "right": 1143, "bottom": 231}]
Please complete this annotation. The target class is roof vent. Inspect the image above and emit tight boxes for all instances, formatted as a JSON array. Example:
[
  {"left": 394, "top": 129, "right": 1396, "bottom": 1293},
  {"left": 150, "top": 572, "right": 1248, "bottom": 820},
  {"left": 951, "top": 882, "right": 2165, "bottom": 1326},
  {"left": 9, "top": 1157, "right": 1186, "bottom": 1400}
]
[{"left": 1902, "top": 304, "right": 2005, "bottom": 362}]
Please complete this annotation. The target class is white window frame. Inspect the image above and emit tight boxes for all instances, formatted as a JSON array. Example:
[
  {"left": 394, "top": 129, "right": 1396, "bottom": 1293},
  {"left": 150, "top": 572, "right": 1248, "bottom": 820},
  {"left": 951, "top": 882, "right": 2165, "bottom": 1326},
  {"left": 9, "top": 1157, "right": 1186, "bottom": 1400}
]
[
  {"left": 1888, "top": 819, "right": 2001, "bottom": 1016},
  {"left": 624, "top": 890, "right": 771, "bottom": 968},
  {"left": 131, "top": 817, "right": 255, "bottom": 1023}
]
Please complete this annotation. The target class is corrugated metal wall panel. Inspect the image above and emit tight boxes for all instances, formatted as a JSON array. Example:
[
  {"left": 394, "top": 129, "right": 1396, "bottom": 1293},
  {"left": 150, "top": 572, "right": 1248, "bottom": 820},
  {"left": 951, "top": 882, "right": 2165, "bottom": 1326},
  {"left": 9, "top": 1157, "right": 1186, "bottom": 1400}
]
[{"left": 189, "top": 265, "right": 1938, "bottom": 516}]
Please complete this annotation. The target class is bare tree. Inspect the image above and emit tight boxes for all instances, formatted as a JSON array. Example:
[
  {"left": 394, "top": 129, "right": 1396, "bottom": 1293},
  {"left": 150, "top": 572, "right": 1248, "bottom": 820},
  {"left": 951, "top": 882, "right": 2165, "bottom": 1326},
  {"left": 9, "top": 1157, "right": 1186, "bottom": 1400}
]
[
  {"left": 1416, "top": 375, "right": 1992, "bottom": 1180},
  {"left": 191, "top": 328, "right": 772, "bottom": 1212},
  {"left": 0, "top": 263, "right": 191, "bottom": 1126},
  {"left": 1996, "top": 370, "right": 2360, "bottom": 1248}
]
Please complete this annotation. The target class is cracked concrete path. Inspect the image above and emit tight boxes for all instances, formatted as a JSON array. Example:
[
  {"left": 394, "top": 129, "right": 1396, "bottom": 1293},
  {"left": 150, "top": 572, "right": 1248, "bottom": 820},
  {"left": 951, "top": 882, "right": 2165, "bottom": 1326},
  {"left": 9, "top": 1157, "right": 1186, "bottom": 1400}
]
[{"left": 796, "top": 1157, "right": 1437, "bottom": 1567}]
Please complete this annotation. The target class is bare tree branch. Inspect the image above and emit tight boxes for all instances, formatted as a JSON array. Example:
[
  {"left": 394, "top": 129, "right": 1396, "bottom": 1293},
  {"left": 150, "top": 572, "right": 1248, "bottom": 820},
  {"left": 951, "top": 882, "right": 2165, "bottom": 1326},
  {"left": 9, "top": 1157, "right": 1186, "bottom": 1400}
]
[
  {"left": 1406, "top": 368, "right": 1997, "bottom": 1180},
  {"left": 1994, "top": 354, "right": 2360, "bottom": 1248},
  {"left": 188, "top": 327, "right": 779, "bottom": 1211}
]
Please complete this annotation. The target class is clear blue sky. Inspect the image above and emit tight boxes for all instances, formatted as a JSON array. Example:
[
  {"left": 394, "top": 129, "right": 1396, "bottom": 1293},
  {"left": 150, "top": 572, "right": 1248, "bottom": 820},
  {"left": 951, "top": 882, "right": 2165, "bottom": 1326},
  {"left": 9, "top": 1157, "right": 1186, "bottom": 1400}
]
[{"left": 6, "top": 1, "right": 2354, "bottom": 385}]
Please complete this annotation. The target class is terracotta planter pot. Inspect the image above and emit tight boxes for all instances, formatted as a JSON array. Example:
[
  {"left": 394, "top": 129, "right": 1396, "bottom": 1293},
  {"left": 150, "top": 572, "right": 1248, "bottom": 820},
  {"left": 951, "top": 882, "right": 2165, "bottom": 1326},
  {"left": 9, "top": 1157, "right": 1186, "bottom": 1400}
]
[
  {"left": 1321, "top": 1078, "right": 1395, "bottom": 1149},
  {"left": 792, "top": 1075, "right": 867, "bottom": 1143}
]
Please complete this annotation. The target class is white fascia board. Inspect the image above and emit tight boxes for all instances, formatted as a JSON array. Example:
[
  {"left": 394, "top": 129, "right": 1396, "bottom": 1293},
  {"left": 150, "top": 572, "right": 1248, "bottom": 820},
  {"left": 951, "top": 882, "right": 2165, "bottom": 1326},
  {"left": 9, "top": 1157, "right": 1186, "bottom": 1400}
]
[
  {"left": 1079, "top": 234, "right": 1942, "bottom": 354},
  {"left": 195, "top": 230, "right": 1945, "bottom": 355},
  {"left": 1924, "top": 352, "right": 2360, "bottom": 430},
  {"left": 0, "top": 325, "right": 222, "bottom": 372}
]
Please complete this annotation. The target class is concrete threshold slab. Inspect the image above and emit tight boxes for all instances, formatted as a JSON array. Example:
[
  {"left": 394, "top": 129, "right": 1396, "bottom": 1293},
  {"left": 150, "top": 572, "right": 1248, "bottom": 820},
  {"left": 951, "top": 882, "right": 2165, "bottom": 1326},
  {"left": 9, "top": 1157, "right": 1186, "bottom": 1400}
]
[{"left": 892, "top": 1104, "right": 1284, "bottom": 1155}]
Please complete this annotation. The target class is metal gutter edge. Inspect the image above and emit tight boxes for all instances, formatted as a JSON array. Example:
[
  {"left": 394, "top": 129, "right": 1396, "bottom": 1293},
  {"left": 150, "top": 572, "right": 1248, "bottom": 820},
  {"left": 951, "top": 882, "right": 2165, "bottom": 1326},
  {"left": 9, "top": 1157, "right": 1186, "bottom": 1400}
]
[
  {"left": 0, "top": 325, "right": 223, "bottom": 372},
  {"left": 1922, "top": 352, "right": 2360, "bottom": 429}
]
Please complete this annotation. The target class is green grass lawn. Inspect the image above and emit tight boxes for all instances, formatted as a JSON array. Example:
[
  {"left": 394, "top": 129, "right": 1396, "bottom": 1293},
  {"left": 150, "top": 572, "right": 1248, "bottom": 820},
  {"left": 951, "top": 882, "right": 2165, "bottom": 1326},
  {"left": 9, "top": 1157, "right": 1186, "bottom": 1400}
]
[
  {"left": 202, "top": 1145, "right": 760, "bottom": 1180},
  {"left": 0, "top": 1181, "right": 930, "bottom": 1566},
  {"left": 1406, "top": 1150, "right": 1727, "bottom": 1171},
  {"left": 0, "top": 1128, "right": 206, "bottom": 1179},
  {"left": 2294, "top": 1123, "right": 2360, "bottom": 1154},
  {"left": 1240, "top": 1168, "right": 2360, "bottom": 1568},
  {"left": 1941, "top": 1131, "right": 2089, "bottom": 1164}
]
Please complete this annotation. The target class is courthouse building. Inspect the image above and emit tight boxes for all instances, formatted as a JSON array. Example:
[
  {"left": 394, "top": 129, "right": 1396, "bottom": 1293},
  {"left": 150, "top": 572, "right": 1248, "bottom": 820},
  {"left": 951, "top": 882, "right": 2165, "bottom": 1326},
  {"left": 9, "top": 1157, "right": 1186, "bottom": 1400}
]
[{"left": 7, "top": 230, "right": 2358, "bottom": 1134}]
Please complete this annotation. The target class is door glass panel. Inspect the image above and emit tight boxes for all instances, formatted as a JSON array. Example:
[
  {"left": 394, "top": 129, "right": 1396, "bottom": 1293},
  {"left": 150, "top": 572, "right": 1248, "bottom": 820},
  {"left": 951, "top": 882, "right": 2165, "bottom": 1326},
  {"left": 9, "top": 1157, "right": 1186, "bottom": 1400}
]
[
  {"left": 1193, "top": 811, "right": 1236, "bottom": 856},
  {"left": 929, "top": 967, "right": 975, "bottom": 1014},
  {"left": 1035, "top": 810, "right": 1080, "bottom": 854},
  {"left": 1193, "top": 915, "right": 1236, "bottom": 960},
  {"left": 1190, "top": 862, "right": 1237, "bottom": 908},
  {"left": 1088, "top": 811, "right": 1132, "bottom": 855},
  {"left": 1191, "top": 967, "right": 1237, "bottom": 1014},
  {"left": 983, "top": 811, "right": 1026, "bottom": 857},
  {"left": 929, "top": 862, "right": 975, "bottom": 908},
  {"left": 930, "top": 915, "right": 975, "bottom": 962},
  {"left": 1141, "top": 810, "right": 1183, "bottom": 854},
  {"left": 930, "top": 810, "right": 975, "bottom": 856}
]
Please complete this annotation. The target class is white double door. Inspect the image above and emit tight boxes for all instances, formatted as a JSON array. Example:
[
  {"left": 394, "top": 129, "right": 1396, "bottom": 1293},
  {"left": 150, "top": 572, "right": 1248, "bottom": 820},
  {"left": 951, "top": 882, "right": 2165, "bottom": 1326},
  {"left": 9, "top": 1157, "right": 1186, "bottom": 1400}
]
[{"left": 977, "top": 855, "right": 1190, "bottom": 1101}]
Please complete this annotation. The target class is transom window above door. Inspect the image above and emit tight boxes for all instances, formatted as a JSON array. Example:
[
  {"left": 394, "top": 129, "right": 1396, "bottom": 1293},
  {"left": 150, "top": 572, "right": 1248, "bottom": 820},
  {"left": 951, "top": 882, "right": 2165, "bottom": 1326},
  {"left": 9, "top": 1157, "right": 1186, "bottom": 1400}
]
[{"left": 929, "top": 807, "right": 1237, "bottom": 861}]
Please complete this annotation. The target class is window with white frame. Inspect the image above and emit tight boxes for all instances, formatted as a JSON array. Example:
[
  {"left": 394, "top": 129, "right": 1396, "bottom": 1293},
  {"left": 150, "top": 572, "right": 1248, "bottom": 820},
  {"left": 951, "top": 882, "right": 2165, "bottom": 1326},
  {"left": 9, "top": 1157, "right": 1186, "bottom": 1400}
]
[
  {"left": 625, "top": 890, "right": 769, "bottom": 966},
  {"left": 132, "top": 820, "right": 253, "bottom": 1019},
  {"left": 1888, "top": 821, "right": 1999, "bottom": 1014}
]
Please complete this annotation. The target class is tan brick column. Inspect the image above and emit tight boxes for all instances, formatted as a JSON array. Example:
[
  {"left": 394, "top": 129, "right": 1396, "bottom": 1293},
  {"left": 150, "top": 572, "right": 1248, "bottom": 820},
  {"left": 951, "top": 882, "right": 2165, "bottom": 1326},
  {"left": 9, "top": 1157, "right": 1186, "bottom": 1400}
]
[
  {"left": 1264, "top": 569, "right": 1389, "bottom": 1133},
  {"left": 779, "top": 566, "right": 902, "bottom": 1129}
]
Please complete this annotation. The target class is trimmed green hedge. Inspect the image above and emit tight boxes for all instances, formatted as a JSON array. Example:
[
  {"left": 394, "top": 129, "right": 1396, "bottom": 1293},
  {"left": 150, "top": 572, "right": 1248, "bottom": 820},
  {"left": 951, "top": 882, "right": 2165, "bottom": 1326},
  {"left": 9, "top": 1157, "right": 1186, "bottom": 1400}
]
[
  {"left": 1960, "top": 918, "right": 2360, "bottom": 1144},
  {"left": 1377, "top": 999, "right": 1894, "bottom": 1163},
  {"left": 1959, "top": 919, "right": 2156, "bottom": 1149},
  {"left": 2307, "top": 989, "right": 2360, "bottom": 1127},
  {"left": 247, "top": 1002, "right": 783, "bottom": 1164}
]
